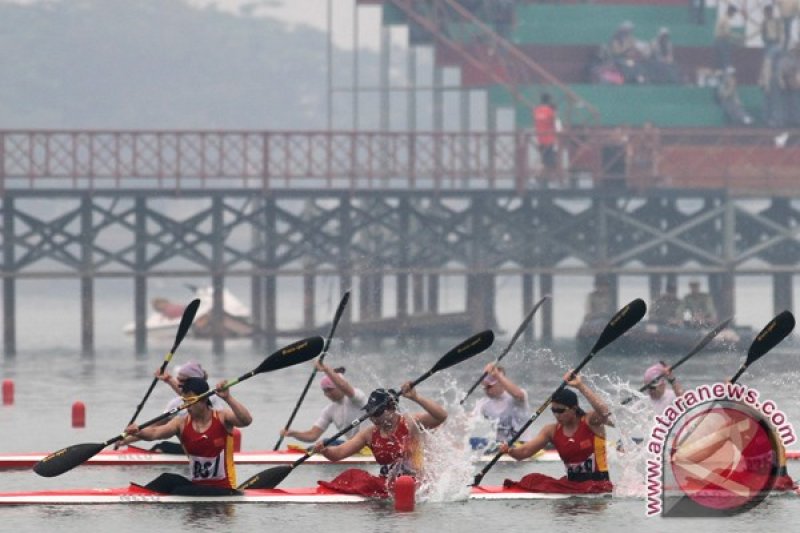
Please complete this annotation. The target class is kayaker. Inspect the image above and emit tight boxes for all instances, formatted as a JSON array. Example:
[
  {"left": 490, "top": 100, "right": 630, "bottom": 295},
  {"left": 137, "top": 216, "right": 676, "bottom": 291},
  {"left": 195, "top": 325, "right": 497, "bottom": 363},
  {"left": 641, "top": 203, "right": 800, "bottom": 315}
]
[
  {"left": 121, "top": 377, "right": 253, "bottom": 495},
  {"left": 311, "top": 384, "right": 447, "bottom": 497},
  {"left": 116, "top": 360, "right": 224, "bottom": 452},
  {"left": 500, "top": 371, "right": 613, "bottom": 494},
  {"left": 280, "top": 361, "right": 367, "bottom": 445},
  {"left": 471, "top": 363, "right": 532, "bottom": 448},
  {"left": 585, "top": 276, "right": 614, "bottom": 321},
  {"left": 643, "top": 362, "right": 684, "bottom": 414}
]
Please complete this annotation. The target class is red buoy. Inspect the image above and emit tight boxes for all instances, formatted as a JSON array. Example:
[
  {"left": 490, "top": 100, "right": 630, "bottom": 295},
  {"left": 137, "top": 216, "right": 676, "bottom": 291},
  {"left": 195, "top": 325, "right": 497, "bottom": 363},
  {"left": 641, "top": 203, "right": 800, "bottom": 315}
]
[
  {"left": 394, "top": 475, "right": 415, "bottom": 512},
  {"left": 233, "top": 427, "right": 242, "bottom": 452},
  {"left": 72, "top": 401, "right": 86, "bottom": 428},
  {"left": 2, "top": 380, "right": 13, "bottom": 406}
]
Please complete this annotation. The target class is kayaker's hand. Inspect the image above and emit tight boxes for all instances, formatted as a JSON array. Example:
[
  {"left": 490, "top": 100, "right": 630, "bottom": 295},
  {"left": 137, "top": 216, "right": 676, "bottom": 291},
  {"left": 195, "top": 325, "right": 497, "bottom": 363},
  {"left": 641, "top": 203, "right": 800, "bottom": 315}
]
[
  {"left": 125, "top": 423, "right": 140, "bottom": 436},
  {"left": 112, "top": 441, "right": 124, "bottom": 450},
  {"left": 564, "top": 370, "right": 582, "bottom": 388},
  {"left": 312, "top": 440, "right": 326, "bottom": 454},
  {"left": 499, "top": 442, "right": 510, "bottom": 455},
  {"left": 215, "top": 381, "right": 229, "bottom": 400},
  {"left": 156, "top": 369, "right": 171, "bottom": 381},
  {"left": 314, "top": 359, "right": 327, "bottom": 372},
  {"left": 399, "top": 381, "right": 417, "bottom": 401},
  {"left": 280, "top": 428, "right": 294, "bottom": 438}
]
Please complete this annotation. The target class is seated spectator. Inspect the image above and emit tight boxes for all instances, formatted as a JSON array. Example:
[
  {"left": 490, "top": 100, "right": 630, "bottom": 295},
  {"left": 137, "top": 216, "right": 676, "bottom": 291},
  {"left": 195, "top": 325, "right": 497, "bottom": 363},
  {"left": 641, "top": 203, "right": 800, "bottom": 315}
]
[
  {"left": 647, "top": 27, "right": 683, "bottom": 84},
  {"left": 716, "top": 67, "right": 754, "bottom": 125},
  {"left": 610, "top": 21, "right": 647, "bottom": 84},
  {"left": 588, "top": 45, "right": 625, "bottom": 85}
]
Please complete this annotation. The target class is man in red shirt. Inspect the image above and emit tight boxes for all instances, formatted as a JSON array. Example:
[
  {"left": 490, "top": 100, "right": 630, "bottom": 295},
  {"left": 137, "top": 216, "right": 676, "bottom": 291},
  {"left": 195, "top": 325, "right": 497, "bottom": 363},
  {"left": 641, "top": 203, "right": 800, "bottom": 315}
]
[{"left": 532, "top": 92, "right": 560, "bottom": 184}]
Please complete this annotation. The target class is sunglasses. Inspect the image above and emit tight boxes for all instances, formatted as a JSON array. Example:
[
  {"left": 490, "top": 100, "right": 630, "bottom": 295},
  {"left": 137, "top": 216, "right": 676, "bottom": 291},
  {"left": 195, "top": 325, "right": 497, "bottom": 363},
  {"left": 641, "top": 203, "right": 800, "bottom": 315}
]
[{"left": 551, "top": 407, "right": 569, "bottom": 414}]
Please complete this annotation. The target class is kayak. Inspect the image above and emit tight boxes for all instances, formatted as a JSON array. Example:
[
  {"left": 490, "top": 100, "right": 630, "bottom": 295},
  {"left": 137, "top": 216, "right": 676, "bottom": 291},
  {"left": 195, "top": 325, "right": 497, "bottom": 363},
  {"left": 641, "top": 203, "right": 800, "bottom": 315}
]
[
  {"left": 0, "top": 483, "right": 611, "bottom": 505},
  {"left": 0, "top": 445, "right": 562, "bottom": 470}
]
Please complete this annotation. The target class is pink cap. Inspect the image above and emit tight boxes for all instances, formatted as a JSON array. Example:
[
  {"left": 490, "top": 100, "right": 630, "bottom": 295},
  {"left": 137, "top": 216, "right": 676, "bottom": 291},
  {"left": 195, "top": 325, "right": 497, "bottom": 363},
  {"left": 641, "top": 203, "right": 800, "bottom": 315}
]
[
  {"left": 320, "top": 375, "right": 336, "bottom": 390},
  {"left": 176, "top": 361, "right": 206, "bottom": 380},
  {"left": 644, "top": 364, "right": 665, "bottom": 383}
]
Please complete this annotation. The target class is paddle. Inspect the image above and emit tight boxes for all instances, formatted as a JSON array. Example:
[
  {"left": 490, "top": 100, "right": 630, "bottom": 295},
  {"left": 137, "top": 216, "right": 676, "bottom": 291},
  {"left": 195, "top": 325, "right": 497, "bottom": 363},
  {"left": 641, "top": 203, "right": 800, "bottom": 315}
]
[
  {"left": 460, "top": 295, "right": 549, "bottom": 405},
  {"left": 620, "top": 316, "right": 733, "bottom": 405},
  {"left": 238, "top": 329, "right": 496, "bottom": 490},
  {"left": 273, "top": 290, "right": 351, "bottom": 451},
  {"left": 671, "top": 310, "right": 795, "bottom": 452},
  {"left": 729, "top": 310, "right": 794, "bottom": 384},
  {"left": 33, "top": 336, "right": 326, "bottom": 478},
  {"left": 471, "top": 298, "right": 647, "bottom": 487},
  {"left": 124, "top": 298, "right": 201, "bottom": 426}
]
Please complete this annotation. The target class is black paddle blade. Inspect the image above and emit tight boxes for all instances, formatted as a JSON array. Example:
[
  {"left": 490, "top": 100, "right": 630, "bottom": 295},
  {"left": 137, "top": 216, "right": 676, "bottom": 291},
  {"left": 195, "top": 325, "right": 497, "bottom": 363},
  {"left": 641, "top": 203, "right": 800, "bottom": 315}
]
[
  {"left": 171, "top": 298, "right": 201, "bottom": 351},
  {"left": 746, "top": 310, "right": 795, "bottom": 366},
  {"left": 33, "top": 442, "right": 106, "bottom": 477},
  {"left": 433, "top": 330, "right": 495, "bottom": 373},
  {"left": 255, "top": 336, "right": 325, "bottom": 374},
  {"left": 237, "top": 465, "right": 293, "bottom": 490},
  {"left": 589, "top": 298, "right": 647, "bottom": 355}
]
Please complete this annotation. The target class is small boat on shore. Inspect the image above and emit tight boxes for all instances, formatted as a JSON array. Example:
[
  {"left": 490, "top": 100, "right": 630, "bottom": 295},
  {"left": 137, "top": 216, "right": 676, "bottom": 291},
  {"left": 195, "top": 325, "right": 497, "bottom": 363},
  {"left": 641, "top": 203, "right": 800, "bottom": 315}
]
[{"left": 122, "top": 286, "right": 254, "bottom": 339}]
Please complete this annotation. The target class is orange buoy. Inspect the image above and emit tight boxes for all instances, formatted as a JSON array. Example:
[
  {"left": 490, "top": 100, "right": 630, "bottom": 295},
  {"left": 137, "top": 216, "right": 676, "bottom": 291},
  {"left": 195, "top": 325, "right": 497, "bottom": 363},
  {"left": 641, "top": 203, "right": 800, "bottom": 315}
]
[
  {"left": 72, "top": 401, "right": 86, "bottom": 428},
  {"left": 394, "top": 475, "right": 415, "bottom": 512},
  {"left": 233, "top": 427, "right": 242, "bottom": 452},
  {"left": 2, "top": 380, "right": 13, "bottom": 406}
]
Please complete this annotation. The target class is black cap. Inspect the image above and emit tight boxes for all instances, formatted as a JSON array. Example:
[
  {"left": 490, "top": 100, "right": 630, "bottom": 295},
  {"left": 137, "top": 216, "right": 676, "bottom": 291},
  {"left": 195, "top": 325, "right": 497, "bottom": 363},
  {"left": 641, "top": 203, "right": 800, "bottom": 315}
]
[
  {"left": 181, "top": 377, "right": 210, "bottom": 396},
  {"left": 551, "top": 387, "right": 578, "bottom": 408},
  {"left": 363, "top": 388, "right": 397, "bottom": 414}
]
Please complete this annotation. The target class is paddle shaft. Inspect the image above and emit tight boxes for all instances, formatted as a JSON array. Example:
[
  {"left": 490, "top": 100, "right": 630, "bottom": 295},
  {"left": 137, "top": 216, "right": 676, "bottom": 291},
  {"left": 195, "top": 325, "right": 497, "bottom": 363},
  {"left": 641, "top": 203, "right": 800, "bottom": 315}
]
[
  {"left": 273, "top": 291, "right": 350, "bottom": 451},
  {"left": 125, "top": 299, "right": 201, "bottom": 426},
  {"left": 460, "top": 296, "right": 548, "bottom": 405}
]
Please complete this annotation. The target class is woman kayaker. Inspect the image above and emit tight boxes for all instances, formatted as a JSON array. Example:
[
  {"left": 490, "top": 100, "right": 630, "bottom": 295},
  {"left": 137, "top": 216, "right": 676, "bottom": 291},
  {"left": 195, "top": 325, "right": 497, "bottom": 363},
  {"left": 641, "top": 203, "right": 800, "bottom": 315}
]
[
  {"left": 312, "top": 383, "right": 447, "bottom": 497},
  {"left": 471, "top": 363, "right": 532, "bottom": 447},
  {"left": 121, "top": 377, "right": 252, "bottom": 495},
  {"left": 280, "top": 361, "right": 367, "bottom": 445},
  {"left": 500, "top": 371, "right": 614, "bottom": 494},
  {"left": 643, "top": 362, "right": 684, "bottom": 414}
]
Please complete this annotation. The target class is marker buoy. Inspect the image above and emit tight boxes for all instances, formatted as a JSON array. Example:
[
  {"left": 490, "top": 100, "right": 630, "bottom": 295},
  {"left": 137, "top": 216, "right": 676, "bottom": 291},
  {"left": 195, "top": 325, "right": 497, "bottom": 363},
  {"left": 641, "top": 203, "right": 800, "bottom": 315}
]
[
  {"left": 72, "top": 401, "right": 86, "bottom": 428},
  {"left": 394, "top": 475, "right": 415, "bottom": 512},
  {"left": 2, "top": 380, "right": 13, "bottom": 406},
  {"left": 233, "top": 427, "right": 242, "bottom": 452}
]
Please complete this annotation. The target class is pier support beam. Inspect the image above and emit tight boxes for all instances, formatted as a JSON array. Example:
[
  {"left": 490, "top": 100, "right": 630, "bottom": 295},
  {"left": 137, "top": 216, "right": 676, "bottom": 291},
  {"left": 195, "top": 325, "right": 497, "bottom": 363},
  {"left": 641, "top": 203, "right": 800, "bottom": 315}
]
[{"left": 774, "top": 273, "right": 793, "bottom": 315}]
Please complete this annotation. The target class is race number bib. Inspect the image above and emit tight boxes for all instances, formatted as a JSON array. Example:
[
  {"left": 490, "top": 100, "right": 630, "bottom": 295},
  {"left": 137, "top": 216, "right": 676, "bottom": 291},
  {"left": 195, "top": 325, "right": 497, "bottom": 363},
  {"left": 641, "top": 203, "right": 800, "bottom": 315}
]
[
  {"left": 566, "top": 457, "right": 594, "bottom": 477},
  {"left": 188, "top": 452, "right": 227, "bottom": 482}
]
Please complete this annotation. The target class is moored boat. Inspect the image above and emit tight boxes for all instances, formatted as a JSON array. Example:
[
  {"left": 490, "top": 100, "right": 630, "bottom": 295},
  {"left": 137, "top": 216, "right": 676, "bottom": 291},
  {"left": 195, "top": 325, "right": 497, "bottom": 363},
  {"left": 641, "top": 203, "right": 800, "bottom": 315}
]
[{"left": 576, "top": 318, "right": 751, "bottom": 355}]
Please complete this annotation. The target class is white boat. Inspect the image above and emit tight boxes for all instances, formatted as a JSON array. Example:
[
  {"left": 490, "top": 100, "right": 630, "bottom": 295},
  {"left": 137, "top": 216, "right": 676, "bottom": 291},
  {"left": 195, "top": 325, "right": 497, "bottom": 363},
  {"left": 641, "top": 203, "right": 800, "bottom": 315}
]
[{"left": 122, "top": 286, "right": 253, "bottom": 338}]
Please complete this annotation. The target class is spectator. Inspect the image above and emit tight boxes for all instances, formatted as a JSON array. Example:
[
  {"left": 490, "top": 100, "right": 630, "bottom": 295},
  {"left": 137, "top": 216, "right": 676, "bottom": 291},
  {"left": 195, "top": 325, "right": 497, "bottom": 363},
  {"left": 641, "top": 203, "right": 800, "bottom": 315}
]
[
  {"left": 777, "top": 0, "right": 800, "bottom": 49},
  {"left": 776, "top": 44, "right": 800, "bottom": 125},
  {"left": 589, "top": 45, "right": 625, "bottom": 85},
  {"left": 714, "top": 5, "right": 743, "bottom": 70},
  {"left": 648, "top": 27, "right": 682, "bottom": 84},
  {"left": 716, "top": 67, "right": 754, "bottom": 125},
  {"left": 689, "top": 0, "right": 706, "bottom": 25},
  {"left": 532, "top": 92, "right": 561, "bottom": 184},
  {"left": 610, "top": 21, "right": 646, "bottom": 84}
]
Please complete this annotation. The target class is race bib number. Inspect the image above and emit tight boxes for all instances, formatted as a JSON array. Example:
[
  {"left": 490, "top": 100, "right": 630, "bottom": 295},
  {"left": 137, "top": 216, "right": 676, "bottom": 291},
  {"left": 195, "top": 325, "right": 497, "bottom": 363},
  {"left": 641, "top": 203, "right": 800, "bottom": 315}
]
[
  {"left": 566, "top": 457, "right": 594, "bottom": 476},
  {"left": 188, "top": 452, "right": 227, "bottom": 482}
]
